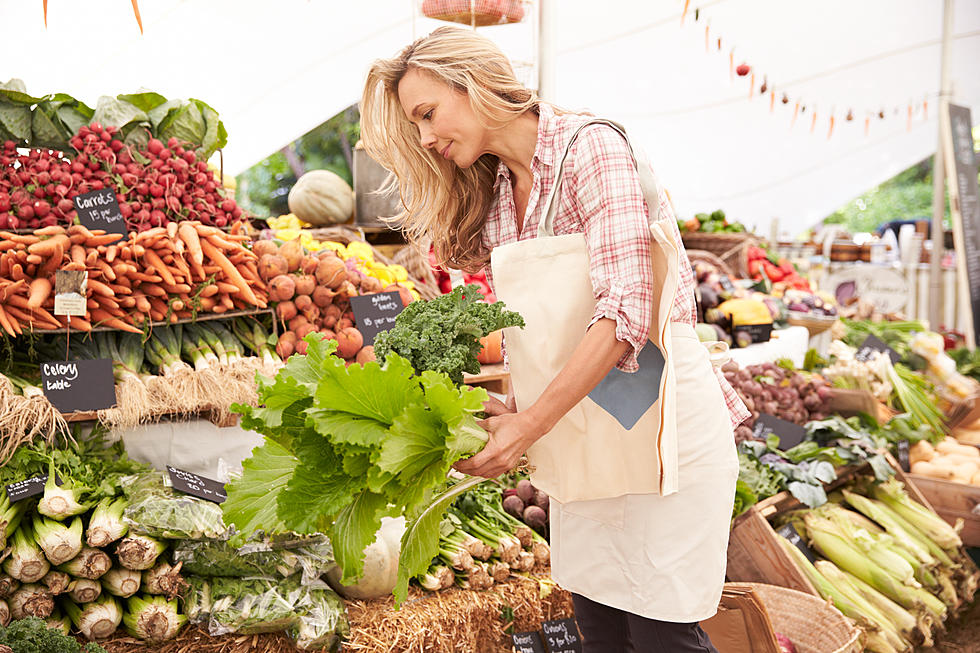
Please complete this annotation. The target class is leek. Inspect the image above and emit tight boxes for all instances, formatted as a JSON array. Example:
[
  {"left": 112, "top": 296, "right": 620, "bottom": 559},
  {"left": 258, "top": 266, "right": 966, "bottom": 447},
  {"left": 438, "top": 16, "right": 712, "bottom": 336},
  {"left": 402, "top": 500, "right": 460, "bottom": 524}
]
[
  {"left": 417, "top": 563, "right": 454, "bottom": 591},
  {"left": 233, "top": 318, "right": 280, "bottom": 365},
  {"left": 872, "top": 479, "right": 962, "bottom": 551},
  {"left": 57, "top": 546, "right": 112, "bottom": 580},
  {"left": 141, "top": 561, "right": 186, "bottom": 599},
  {"left": 116, "top": 534, "right": 167, "bottom": 571},
  {"left": 67, "top": 578, "right": 102, "bottom": 604},
  {"left": 65, "top": 594, "right": 123, "bottom": 640},
  {"left": 3, "top": 526, "right": 50, "bottom": 583},
  {"left": 0, "top": 574, "right": 19, "bottom": 599},
  {"left": 45, "top": 608, "right": 71, "bottom": 635},
  {"left": 37, "top": 461, "right": 89, "bottom": 521},
  {"left": 32, "top": 515, "right": 83, "bottom": 565},
  {"left": 86, "top": 497, "right": 129, "bottom": 548},
  {"left": 181, "top": 326, "right": 219, "bottom": 371},
  {"left": 40, "top": 570, "right": 71, "bottom": 595},
  {"left": 188, "top": 322, "right": 227, "bottom": 365},
  {"left": 123, "top": 594, "right": 186, "bottom": 643},
  {"left": 9, "top": 583, "right": 54, "bottom": 619},
  {"left": 209, "top": 321, "right": 244, "bottom": 364},
  {"left": 102, "top": 566, "right": 142, "bottom": 598}
]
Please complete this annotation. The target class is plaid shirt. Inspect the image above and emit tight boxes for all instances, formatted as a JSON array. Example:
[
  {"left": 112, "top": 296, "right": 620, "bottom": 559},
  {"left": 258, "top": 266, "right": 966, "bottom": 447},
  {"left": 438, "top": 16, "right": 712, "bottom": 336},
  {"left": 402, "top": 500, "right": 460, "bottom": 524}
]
[{"left": 481, "top": 105, "right": 749, "bottom": 428}]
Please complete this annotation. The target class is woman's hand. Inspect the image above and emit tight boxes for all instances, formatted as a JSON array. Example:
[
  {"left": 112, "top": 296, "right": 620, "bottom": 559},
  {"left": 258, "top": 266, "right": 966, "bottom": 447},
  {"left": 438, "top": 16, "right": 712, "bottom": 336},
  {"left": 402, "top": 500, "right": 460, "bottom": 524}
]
[
  {"left": 482, "top": 394, "right": 516, "bottom": 417},
  {"left": 453, "top": 411, "right": 543, "bottom": 479}
]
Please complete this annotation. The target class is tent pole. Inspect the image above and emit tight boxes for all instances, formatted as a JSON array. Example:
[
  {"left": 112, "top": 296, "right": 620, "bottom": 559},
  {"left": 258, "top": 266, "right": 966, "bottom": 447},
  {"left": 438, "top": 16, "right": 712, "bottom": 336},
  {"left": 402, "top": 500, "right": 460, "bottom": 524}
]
[
  {"left": 538, "top": 0, "right": 555, "bottom": 100},
  {"left": 929, "top": 0, "right": 954, "bottom": 330}
]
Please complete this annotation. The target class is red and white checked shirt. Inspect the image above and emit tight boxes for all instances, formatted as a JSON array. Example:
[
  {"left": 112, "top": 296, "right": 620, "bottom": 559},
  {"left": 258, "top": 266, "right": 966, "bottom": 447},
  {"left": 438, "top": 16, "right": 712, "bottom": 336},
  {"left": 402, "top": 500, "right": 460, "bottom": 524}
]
[{"left": 481, "top": 105, "right": 749, "bottom": 428}]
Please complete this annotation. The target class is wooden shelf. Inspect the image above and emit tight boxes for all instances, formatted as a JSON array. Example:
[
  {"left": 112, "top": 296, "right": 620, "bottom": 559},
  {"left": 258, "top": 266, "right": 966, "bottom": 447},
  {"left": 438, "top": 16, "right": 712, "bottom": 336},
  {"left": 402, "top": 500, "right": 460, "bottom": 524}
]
[
  {"left": 464, "top": 363, "right": 510, "bottom": 395},
  {"left": 27, "top": 307, "right": 275, "bottom": 336}
]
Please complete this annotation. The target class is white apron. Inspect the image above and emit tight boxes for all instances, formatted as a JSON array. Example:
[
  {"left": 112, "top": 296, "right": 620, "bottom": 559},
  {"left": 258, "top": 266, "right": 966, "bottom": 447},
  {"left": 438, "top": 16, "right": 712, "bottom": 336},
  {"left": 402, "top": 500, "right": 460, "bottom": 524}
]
[{"left": 490, "top": 120, "right": 738, "bottom": 622}]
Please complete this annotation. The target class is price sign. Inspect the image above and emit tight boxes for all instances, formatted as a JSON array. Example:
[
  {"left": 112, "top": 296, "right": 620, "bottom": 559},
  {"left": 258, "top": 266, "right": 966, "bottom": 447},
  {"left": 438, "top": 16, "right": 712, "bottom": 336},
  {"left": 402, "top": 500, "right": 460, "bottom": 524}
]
[
  {"left": 777, "top": 523, "right": 817, "bottom": 564},
  {"left": 752, "top": 413, "right": 808, "bottom": 450},
  {"left": 855, "top": 334, "right": 900, "bottom": 364},
  {"left": 896, "top": 440, "right": 911, "bottom": 472},
  {"left": 5, "top": 473, "right": 61, "bottom": 503},
  {"left": 54, "top": 269, "right": 88, "bottom": 317},
  {"left": 350, "top": 291, "right": 405, "bottom": 346},
  {"left": 167, "top": 466, "right": 227, "bottom": 504},
  {"left": 542, "top": 618, "right": 582, "bottom": 653},
  {"left": 511, "top": 631, "right": 546, "bottom": 653},
  {"left": 719, "top": 275, "right": 736, "bottom": 294},
  {"left": 73, "top": 188, "right": 126, "bottom": 235},
  {"left": 40, "top": 359, "right": 116, "bottom": 413}
]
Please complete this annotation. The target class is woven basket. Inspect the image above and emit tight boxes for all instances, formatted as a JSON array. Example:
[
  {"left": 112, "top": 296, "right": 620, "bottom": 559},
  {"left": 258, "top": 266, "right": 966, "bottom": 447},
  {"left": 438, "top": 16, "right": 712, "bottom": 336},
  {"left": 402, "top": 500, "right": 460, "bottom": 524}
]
[
  {"left": 741, "top": 583, "right": 862, "bottom": 653},
  {"left": 686, "top": 248, "right": 735, "bottom": 279},
  {"left": 786, "top": 311, "right": 838, "bottom": 336},
  {"left": 681, "top": 232, "right": 758, "bottom": 279},
  {"left": 272, "top": 225, "right": 442, "bottom": 301},
  {"left": 421, "top": 0, "right": 525, "bottom": 26}
]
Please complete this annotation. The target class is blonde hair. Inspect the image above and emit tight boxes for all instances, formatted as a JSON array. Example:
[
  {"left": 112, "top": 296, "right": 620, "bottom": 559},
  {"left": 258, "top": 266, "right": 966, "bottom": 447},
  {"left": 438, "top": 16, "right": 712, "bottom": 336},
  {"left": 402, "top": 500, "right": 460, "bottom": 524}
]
[{"left": 360, "top": 26, "right": 542, "bottom": 272}]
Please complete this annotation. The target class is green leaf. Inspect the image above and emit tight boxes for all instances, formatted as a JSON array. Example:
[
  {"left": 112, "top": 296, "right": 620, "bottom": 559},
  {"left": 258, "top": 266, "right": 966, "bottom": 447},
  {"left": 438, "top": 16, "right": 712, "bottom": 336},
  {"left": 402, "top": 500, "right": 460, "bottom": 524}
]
[
  {"left": 117, "top": 91, "right": 169, "bottom": 113},
  {"left": 93, "top": 95, "right": 149, "bottom": 131},
  {"left": 30, "top": 104, "right": 70, "bottom": 149},
  {"left": 0, "top": 103, "right": 32, "bottom": 142},
  {"left": 306, "top": 408, "right": 389, "bottom": 449},
  {"left": 191, "top": 98, "right": 227, "bottom": 159},
  {"left": 378, "top": 403, "right": 446, "bottom": 481},
  {"left": 0, "top": 79, "right": 40, "bottom": 104},
  {"left": 278, "top": 432, "right": 363, "bottom": 535},
  {"left": 329, "top": 490, "right": 391, "bottom": 584},
  {"left": 394, "top": 476, "right": 486, "bottom": 605},
  {"left": 221, "top": 439, "right": 297, "bottom": 540},
  {"left": 315, "top": 353, "right": 422, "bottom": 425}
]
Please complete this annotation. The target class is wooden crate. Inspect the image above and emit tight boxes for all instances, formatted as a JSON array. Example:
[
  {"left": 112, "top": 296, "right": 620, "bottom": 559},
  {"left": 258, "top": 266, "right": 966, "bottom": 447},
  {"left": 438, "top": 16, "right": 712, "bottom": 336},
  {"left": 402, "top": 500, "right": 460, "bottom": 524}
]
[
  {"left": 824, "top": 388, "right": 895, "bottom": 424},
  {"left": 727, "top": 453, "right": 931, "bottom": 593},
  {"left": 905, "top": 474, "right": 980, "bottom": 548}
]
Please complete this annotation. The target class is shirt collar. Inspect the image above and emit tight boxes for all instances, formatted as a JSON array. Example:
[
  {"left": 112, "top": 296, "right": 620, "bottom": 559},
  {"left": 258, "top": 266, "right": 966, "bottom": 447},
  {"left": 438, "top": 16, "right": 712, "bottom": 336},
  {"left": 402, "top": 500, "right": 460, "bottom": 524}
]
[{"left": 495, "top": 103, "right": 557, "bottom": 183}]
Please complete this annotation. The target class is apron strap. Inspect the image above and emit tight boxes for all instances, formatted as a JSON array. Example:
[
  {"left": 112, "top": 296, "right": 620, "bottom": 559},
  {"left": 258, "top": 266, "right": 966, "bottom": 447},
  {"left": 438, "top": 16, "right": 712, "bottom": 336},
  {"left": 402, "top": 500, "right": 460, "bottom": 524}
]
[{"left": 538, "top": 118, "right": 662, "bottom": 238}]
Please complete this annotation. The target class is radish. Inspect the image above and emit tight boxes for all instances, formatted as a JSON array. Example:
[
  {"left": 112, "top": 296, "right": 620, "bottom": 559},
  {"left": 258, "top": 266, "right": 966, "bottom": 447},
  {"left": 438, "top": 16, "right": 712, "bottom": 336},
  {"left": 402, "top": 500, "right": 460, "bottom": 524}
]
[{"left": 147, "top": 139, "right": 164, "bottom": 156}]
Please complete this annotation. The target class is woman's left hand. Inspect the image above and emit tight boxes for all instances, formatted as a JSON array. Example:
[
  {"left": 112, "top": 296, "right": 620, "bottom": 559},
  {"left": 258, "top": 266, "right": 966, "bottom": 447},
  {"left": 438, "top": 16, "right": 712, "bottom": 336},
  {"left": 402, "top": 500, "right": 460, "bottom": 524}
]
[{"left": 453, "top": 411, "right": 544, "bottom": 479}]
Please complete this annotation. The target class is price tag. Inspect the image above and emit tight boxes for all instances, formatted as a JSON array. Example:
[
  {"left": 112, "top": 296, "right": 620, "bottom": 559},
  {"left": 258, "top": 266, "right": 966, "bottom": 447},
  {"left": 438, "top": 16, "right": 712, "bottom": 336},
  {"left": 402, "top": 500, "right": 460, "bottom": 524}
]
[
  {"left": 40, "top": 359, "right": 116, "bottom": 413},
  {"left": 752, "top": 413, "right": 808, "bottom": 450},
  {"left": 53, "top": 269, "right": 88, "bottom": 317},
  {"left": 897, "top": 440, "right": 911, "bottom": 472},
  {"left": 511, "top": 631, "right": 546, "bottom": 653},
  {"left": 167, "top": 466, "right": 227, "bottom": 504},
  {"left": 350, "top": 291, "right": 405, "bottom": 346},
  {"left": 73, "top": 188, "right": 126, "bottom": 235},
  {"left": 719, "top": 275, "right": 736, "bottom": 293},
  {"left": 855, "top": 334, "right": 900, "bottom": 364},
  {"left": 777, "top": 523, "right": 817, "bottom": 564},
  {"left": 5, "top": 473, "right": 61, "bottom": 503},
  {"left": 542, "top": 618, "right": 582, "bottom": 653}
]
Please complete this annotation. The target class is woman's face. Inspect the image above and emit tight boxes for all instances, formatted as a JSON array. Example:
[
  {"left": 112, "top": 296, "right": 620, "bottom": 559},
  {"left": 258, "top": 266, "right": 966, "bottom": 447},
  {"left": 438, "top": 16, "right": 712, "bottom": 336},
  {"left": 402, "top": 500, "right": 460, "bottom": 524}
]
[{"left": 398, "top": 68, "right": 486, "bottom": 168}]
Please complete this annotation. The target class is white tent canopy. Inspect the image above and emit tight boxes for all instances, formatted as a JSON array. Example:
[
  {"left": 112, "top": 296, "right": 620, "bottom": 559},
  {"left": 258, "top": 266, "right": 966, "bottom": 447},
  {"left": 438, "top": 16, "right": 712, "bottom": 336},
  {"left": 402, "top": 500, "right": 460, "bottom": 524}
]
[{"left": 1, "top": 0, "right": 978, "bottom": 236}]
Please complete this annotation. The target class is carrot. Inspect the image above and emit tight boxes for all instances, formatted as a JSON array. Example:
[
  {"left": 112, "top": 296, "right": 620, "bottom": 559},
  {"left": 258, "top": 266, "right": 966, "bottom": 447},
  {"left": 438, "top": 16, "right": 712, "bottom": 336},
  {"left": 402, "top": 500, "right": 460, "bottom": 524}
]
[
  {"left": 39, "top": 245, "right": 65, "bottom": 279},
  {"left": 199, "top": 239, "right": 260, "bottom": 306},
  {"left": 0, "top": 256, "right": 8, "bottom": 279},
  {"left": 118, "top": 296, "right": 136, "bottom": 309},
  {"left": 0, "top": 241, "right": 19, "bottom": 252},
  {"left": 34, "top": 225, "right": 66, "bottom": 237},
  {"left": 70, "top": 245, "right": 86, "bottom": 266},
  {"left": 199, "top": 284, "right": 219, "bottom": 298},
  {"left": 27, "top": 278, "right": 52, "bottom": 310},
  {"left": 85, "top": 233, "right": 124, "bottom": 247},
  {"left": 89, "top": 309, "right": 142, "bottom": 333},
  {"left": 142, "top": 249, "right": 176, "bottom": 286},
  {"left": 166, "top": 222, "right": 179, "bottom": 240},
  {"left": 85, "top": 249, "right": 99, "bottom": 267},
  {"left": 133, "top": 244, "right": 145, "bottom": 258},
  {"left": 170, "top": 299, "right": 185, "bottom": 312},
  {"left": 211, "top": 304, "right": 228, "bottom": 314},
  {"left": 161, "top": 283, "right": 191, "bottom": 295},
  {"left": 86, "top": 298, "right": 99, "bottom": 310},
  {"left": 215, "top": 282, "right": 241, "bottom": 295},
  {"left": 6, "top": 234, "right": 39, "bottom": 245},
  {"left": 108, "top": 284, "right": 132, "bottom": 296},
  {"left": 171, "top": 255, "right": 191, "bottom": 279},
  {"left": 87, "top": 279, "right": 115, "bottom": 298},
  {"left": 27, "top": 233, "right": 68, "bottom": 256},
  {"left": 132, "top": 273, "right": 163, "bottom": 284},
  {"left": 178, "top": 223, "right": 204, "bottom": 266},
  {"left": 62, "top": 262, "right": 86, "bottom": 272},
  {"left": 142, "top": 284, "right": 167, "bottom": 298},
  {"left": 112, "top": 274, "right": 132, "bottom": 289},
  {"left": 206, "top": 234, "right": 256, "bottom": 257},
  {"left": 220, "top": 294, "right": 235, "bottom": 310},
  {"left": 4, "top": 305, "right": 39, "bottom": 330},
  {"left": 10, "top": 264, "right": 24, "bottom": 281},
  {"left": 0, "top": 305, "right": 18, "bottom": 337},
  {"left": 119, "top": 246, "right": 132, "bottom": 261},
  {"left": 95, "top": 260, "right": 116, "bottom": 282},
  {"left": 0, "top": 280, "right": 26, "bottom": 302},
  {"left": 136, "top": 227, "right": 165, "bottom": 242},
  {"left": 25, "top": 254, "right": 43, "bottom": 266}
]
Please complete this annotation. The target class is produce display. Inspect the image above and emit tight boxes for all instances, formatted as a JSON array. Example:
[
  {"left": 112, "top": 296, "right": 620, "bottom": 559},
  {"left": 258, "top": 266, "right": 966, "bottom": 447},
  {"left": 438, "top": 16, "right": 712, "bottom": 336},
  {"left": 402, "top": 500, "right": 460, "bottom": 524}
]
[
  {"left": 746, "top": 245, "right": 811, "bottom": 290},
  {"left": 909, "top": 438, "right": 980, "bottom": 486},
  {"left": 501, "top": 478, "right": 550, "bottom": 538},
  {"left": 678, "top": 209, "right": 746, "bottom": 234},
  {"left": 723, "top": 360, "right": 831, "bottom": 441},
  {"left": 287, "top": 170, "right": 354, "bottom": 227}
]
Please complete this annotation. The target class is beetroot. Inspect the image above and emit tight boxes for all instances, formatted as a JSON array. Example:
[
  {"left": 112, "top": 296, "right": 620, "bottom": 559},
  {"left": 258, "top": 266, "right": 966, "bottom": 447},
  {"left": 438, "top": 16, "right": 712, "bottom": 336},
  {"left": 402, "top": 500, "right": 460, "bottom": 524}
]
[
  {"left": 516, "top": 480, "right": 535, "bottom": 504},
  {"left": 522, "top": 505, "right": 547, "bottom": 530},
  {"left": 503, "top": 495, "right": 525, "bottom": 519}
]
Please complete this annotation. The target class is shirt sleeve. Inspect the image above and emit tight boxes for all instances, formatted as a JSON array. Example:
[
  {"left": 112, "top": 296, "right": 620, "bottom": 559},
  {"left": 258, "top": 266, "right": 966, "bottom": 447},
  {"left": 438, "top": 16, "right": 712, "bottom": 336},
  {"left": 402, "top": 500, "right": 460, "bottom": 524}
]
[{"left": 569, "top": 125, "right": 654, "bottom": 372}]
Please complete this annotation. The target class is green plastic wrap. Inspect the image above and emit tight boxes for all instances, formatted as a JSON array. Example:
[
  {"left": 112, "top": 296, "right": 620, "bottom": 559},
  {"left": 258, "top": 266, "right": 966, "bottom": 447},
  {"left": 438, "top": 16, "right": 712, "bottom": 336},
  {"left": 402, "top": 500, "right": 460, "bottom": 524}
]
[
  {"left": 172, "top": 536, "right": 335, "bottom": 583},
  {"left": 122, "top": 473, "right": 226, "bottom": 540}
]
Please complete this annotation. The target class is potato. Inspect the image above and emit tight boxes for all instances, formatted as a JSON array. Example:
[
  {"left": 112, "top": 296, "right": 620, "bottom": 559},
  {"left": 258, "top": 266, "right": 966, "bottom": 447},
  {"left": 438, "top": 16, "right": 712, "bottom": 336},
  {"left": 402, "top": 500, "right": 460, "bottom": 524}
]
[
  {"left": 910, "top": 440, "right": 936, "bottom": 464},
  {"left": 911, "top": 461, "right": 951, "bottom": 479}
]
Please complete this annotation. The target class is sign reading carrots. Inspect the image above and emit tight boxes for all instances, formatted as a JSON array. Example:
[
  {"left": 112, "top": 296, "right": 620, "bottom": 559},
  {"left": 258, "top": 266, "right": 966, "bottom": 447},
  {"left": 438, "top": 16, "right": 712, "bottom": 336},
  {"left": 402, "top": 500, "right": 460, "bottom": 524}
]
[{"left": 73, "top": 188, "right": 127, "bottom": 235}]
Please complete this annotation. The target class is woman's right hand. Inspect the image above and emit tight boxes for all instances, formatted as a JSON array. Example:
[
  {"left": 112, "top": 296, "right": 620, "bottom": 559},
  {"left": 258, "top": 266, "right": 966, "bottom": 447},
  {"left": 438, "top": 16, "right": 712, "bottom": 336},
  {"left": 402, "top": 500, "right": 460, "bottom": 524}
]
[{"left": 483, "top": 394, "right": 516, "bottom": 417}]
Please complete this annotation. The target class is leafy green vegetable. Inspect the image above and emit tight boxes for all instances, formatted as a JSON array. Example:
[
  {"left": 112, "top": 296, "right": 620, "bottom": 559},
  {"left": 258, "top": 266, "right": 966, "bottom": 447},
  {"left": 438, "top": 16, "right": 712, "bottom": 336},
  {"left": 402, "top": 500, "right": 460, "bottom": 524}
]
[
  {"left": 737, "top": 452, "right": 784, "bottom": 500},
  {"left": 172, "top": 535, "right": 334, "bottom": 581},
  {"left": 225, "top": 337, "right": 490, "bottom": 605},
  {"left": 732, "top": 479, "right": 758, "bottom": 519},
  {"left": 0, "top": 616, "right": 106, "bottom": 653},
  {"left": 122, "top": 472, "right": 226, "bottom": 540},
  {"left": 374, "top": 284, "right": 525, "bottom": 385}
]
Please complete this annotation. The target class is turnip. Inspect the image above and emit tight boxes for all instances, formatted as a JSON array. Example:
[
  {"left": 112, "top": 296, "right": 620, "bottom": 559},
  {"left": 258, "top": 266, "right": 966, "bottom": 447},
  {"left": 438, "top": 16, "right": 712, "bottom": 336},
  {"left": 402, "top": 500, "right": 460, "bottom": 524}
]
[
  {"left": 258, "top": 254, "right": 289, "bottom": 282},
  {"left": 251, "top": 239, "right": 279, "bottom": 258},
  {"left": 312, "top": 285, "right": 336, "bottom": 308},
  {"left": 276, "top": 333, "right": 297, "bottom": 359},
  {"left": 322, "top": 304, "right": 342, "bottom": 329},
  {"left": 294, "top": 294, "right": 313, "bottom": 312},
  {"left": 356, "top": 346, "right": 376, "bottom": 365},
  {"left": 295, "top": 324, "right": 316, "bottom": 340},
  {"left": 315, "top": 256, "right": 347, "bottom": 289},
  {"left": 294, "top": 274, "right": 316, "bottom": 296},
  {"left": 287, "top": 315, "right": 310, "bottom": 333}
]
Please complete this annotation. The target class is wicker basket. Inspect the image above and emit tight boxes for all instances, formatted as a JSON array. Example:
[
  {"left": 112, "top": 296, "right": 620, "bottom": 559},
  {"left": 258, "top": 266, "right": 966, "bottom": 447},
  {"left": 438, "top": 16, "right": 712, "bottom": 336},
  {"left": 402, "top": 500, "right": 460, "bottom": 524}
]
[
  {"left": 686, "top": 248, "right": 736, "bottom": 279},
  {"left": 421, "top": 0, "right": 525, "bottom": 26},
  {"left": 681, "top": 232, "right": 758, "bottom": 279},
  {"left": 786, "top": 311, "right": 838, "bottom": 336},
  {"left": 742, "top": 583, "right": 862, "bottom": 653}
]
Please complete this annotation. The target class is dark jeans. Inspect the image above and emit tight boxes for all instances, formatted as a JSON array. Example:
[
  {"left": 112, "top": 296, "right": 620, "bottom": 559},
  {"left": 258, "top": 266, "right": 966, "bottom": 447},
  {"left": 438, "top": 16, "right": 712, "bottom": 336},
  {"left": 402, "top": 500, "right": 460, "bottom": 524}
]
[{"left": 572, "top": 593, "right": 719, "bottom": 653}]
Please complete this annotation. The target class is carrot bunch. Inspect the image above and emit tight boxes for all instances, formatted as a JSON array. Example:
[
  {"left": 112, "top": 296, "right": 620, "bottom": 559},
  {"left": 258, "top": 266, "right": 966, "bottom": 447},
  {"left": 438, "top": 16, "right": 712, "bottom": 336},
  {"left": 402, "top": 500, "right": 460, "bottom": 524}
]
[{"left": 0, "top": 220, "right": 267, "bottom": 336}]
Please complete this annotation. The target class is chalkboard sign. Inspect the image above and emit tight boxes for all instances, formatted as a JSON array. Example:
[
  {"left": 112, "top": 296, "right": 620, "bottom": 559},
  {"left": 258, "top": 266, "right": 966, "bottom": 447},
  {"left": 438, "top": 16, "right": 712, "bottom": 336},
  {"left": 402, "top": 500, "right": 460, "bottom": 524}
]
[
  {"left": 542, "top": 618, "right": 582, "bottom": 653},
  {"left": 73, "top": 188, "right": 126, "bottom": 235},
  {"left": 350, "top": 291, "right": 405, "bottom": 346},
  {"left": 40, "top": 359, "right": 116, "bottom": 413},
  {"left": 947, "top": 104, "right": 980, "bottom": 346},
  {"left": 896, "top": 440, "right": 911, "bottom": 473},
  {"left": 167, "top": 466, "right": 227, "bottom": 504},
  {"left": 855, "top": 334, "right": 900, "bottom": 364},
  {"left": 5, "top": 473, "right": 61, "bottom": 503},
  {"left": 752, "top": 413, "right": 807, "bottom": 450},
  {"left": 777, "top": 523, "right": 817, "bottom": 563},
  {"left": 719, "top": 275, "right": 736, "bottom": 294},
  {"left": 512, "top": 631, "right": 546, "bottom": 653}
]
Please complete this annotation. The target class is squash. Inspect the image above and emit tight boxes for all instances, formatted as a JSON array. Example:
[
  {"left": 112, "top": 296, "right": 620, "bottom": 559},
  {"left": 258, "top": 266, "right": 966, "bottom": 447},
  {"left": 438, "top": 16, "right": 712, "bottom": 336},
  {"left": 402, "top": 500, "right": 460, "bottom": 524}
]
[
  {"left": 287, "top": 169, "right": 354, "bottom": 226},
  {"left": 326, "top": 516, "right": 405, "bottom": 599},
  {"left": 477, "top": 329, "right": 504, "bottom": 365}
]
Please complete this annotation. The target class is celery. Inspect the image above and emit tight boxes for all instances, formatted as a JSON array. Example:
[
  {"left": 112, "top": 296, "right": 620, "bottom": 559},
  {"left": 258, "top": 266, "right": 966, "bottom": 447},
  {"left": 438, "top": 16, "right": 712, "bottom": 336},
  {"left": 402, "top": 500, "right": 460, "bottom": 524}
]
[
  {"left": 67, "top": 578, "right": 102, "bottom": 604},
  {"left": 123, "top": 594, "right": 185, "bottom": 643},
  {"left": 57, "top": 546, "right": 112, "bottom": 580},
  {"left": 102, "top": 566, "right": 142, "bottom": 598},
  {"left": 9, "top": 583, "right": 54, "bottom": 620},
  {"left": 32, "top": 515, "right": 83, "bottom": 566},
  {"left": 37, "top": 461, "right": 89, "bottom": 521},
  {"left": 86, "top": 497, "right": 129, "bottom": 548},
  {"left": 65, "top": 593, "right": 122, "bottom": 640},
  {"left": 3, "top": 527, "right": 50, "bottom": 583},
  {"left": 115, "top": 534, "right": 167, "bottom": 571}
]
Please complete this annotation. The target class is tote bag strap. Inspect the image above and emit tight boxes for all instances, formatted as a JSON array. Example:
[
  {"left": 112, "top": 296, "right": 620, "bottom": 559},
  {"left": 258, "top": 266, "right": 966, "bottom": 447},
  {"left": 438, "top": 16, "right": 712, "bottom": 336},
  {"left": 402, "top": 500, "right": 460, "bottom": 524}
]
[{"left": 538, "top": 118, "right": 661, "bottom": 238}]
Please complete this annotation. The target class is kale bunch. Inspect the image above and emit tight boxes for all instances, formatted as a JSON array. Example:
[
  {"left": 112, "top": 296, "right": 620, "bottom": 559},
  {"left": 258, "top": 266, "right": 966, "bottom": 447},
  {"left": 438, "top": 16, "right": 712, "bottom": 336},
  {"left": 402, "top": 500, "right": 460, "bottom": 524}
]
[
  {"left": 374, "top": 284, "right": 524, "bottom": 385},
  {"left": 0, "top": 617, "right": 106, "bottom": 653}
]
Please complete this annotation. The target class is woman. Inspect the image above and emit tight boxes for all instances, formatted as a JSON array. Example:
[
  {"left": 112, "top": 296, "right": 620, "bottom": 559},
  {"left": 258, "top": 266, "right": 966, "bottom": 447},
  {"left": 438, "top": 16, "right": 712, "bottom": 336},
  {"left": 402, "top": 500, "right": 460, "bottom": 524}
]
[{"left": 361, "top": 27, "right": 748, "bottom": 652}]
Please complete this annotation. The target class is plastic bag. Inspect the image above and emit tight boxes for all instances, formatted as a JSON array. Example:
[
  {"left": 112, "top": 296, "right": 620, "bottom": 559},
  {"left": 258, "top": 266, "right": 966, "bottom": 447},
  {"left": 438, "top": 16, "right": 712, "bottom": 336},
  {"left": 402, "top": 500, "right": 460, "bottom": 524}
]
[
  {"left": 183, "top": 576, "right": 212, "bottom": 625},
  {"left": 123, "top": 472, "right": 227, "bottom": 540},
  {"left": 289, "top": 588, "right": 349, "bottom": 651},
  {"left": 173, "top": 536, "right": 335, "bottom": 584}
]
